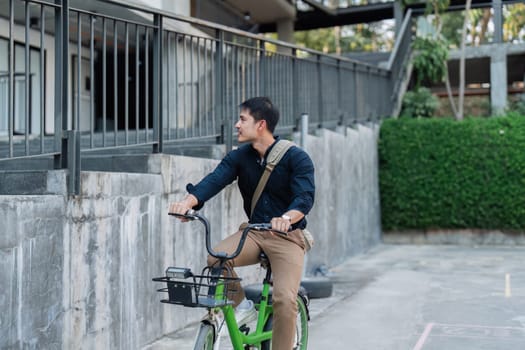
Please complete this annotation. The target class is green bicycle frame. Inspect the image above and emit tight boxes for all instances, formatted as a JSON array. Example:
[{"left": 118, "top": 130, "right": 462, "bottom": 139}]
[
  {"left": 214, "top": 280, "right": 273, "bottom": 349},
  {"left": 159, "top": 214, "right": 307, "bottom": 349}
]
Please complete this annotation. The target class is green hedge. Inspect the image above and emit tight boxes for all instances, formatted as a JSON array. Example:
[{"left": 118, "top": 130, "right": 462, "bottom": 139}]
[{"left": 379, "top": 114, "right": 525, "bottom": 230}]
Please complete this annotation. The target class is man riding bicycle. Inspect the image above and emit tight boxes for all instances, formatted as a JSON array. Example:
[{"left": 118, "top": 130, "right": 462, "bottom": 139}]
[{"left": 169, "top": 96, "right": 315, "bottom": 350}]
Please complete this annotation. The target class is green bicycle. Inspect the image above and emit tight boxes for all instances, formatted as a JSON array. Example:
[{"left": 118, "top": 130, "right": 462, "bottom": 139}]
[{"left": 153, "top": 211, "right": 310, "bottom": 349}]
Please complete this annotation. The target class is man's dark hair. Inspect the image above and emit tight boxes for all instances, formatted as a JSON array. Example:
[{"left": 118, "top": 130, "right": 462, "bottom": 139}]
[{"left": 240, "top": 97, "right": 280, "bottom": 133}]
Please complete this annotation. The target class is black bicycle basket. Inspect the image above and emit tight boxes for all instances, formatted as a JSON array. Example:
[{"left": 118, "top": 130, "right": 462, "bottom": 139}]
[{"left": 153, "top": 266, "right": 240, "bottom": 308}]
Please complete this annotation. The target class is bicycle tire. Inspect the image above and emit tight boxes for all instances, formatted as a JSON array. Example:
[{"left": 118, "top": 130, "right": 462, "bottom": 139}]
[
  {"left": 193, "top": 323, "right": 215, "bottom": 350},
  {"left": 261, "top": 296, "right": 309, "bottom": 350},
  {"left": 300, "top": 276, "right": 333, "bottom": 299}
]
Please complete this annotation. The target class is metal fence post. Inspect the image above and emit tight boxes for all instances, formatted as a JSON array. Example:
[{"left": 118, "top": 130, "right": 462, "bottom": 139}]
[
  {"left": 54, "top": 0, "right": 68, "bottom": 169},
  {"left": 317, "top": 54, "right": 323, "bottom": 128},
  {"left": 53, "top": 0, "right": 79, "bottom": 195},
  {"left": 67, "top": 130, "right": 80, "bottom": 195},
  {"left": 337, "top": 59, "right": 344, "bottom": 126},
  {"left": 300, "top": 113, "right": 308, "bottom": 150},
  {"left": 24, "top": 1, "right": 30, "bottom": 155},
  {"left": 8, "top": 0, "right": 14, "bottom": 157},
  {"left": 215, "top": 30, "right": 231, "bottom": 150},
  {"left": 292, "top": 48, "right": 298, "bottom": 128},
  {"left": 352, "top": 63, "right": 358, "bottom": 123},
  {"left": 153, "top": 13, "right": 163, "bottom": 153},
  {"left": 367, "top": 66, "right": 372, "bottom": 121},
  {"left": 260, "top": 39, "right": 266, "bottom": 97}
]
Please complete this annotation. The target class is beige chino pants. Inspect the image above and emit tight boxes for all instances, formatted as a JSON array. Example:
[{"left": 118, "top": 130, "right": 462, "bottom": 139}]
[{"left": 207, "top": 225, "right": 306, "bottom": 350}]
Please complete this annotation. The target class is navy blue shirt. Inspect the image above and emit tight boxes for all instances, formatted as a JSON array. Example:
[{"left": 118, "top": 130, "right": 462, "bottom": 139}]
[{"left": 186, "top": 139, "right": 315, "bottom": 229}]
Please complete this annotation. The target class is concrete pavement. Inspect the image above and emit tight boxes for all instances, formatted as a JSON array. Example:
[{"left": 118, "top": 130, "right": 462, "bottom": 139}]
[
  {"left": 309, "top": 244, "right": 525, "bottom": 350},
  {"left": 145, "top": 244, "right": 525, "bottom": 349}
]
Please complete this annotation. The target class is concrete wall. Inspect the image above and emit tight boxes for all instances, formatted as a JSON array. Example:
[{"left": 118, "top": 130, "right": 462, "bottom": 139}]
[
  {"left": 0, "top": 124, "right": 381, "bottom": 349},
  {"left": 0, "top": 195, "right": 66, "bottom": 349},
  {"left": 302, "top": 125, "right": 382, "bottom": 271}
]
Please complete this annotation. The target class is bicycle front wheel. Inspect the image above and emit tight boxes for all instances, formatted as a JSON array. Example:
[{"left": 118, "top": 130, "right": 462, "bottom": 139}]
[
  {"left": 261, "top": 296, "right": 309, "bottom": 350},
  {"left": 193, "top": 323, "right": 215, "bottom": 350}
]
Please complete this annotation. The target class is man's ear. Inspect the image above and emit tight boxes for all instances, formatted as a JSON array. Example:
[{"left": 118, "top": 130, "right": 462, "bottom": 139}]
[{"left": 258, "top": 119, "right": 267, "bottom": 130}]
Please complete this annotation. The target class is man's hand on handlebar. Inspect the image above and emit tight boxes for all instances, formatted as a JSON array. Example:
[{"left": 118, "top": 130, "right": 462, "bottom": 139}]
[
  {"left": 168, "top": 194, "right": 198, "bottom": 222},
  {"left": 270, "top": 216, "right": 292, "bottom": 234}
]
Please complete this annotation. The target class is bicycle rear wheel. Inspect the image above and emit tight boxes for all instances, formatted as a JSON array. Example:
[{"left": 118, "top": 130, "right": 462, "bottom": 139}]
[
  {"left": 261, "top": 296, "right": 309, "bottom": 350},
  {"left": 193, "top": 323, "right": 215, "bottom": 350}
]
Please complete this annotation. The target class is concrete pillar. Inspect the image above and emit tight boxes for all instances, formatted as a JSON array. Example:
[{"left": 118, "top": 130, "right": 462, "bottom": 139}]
[
  {"left": 493, "top": 0, "right": 503, "bottom": 43},
  {"left": 128, "top": 0, "right": 188, "bottom": 16},
  {"left": 490, "top": 48, "right": 507, "bottom": 115},
  {"left": 164, "top": 0, "right": 190, "bottom": 15},
  {"left": 394, "top": 0, "right": 404, "bottom": 37},
  {"left": 277, "top": 18, "right": 294, "bottom": 54},
  {"left": 277, "top": 18, "right": 294, "bottom": 42}
]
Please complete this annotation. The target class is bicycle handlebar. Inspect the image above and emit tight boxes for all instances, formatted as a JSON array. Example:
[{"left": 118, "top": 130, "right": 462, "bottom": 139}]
[{"left": 169, "top": 211, "right": 288, "bottom": 261}]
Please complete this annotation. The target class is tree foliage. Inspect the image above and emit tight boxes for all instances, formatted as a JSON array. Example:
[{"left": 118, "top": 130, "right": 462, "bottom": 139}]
[
  {"left": 504, "top": 3, "right": 525, "bottom": 42},
  {"left": 404, "top": 0, "right": 471, "bottom": 120},
  {"left": 400, "top": 87, "right": 440, "bottom": 118},
  {"left": 292, "top": 1, "right": 525, "bottom": 54},
  {"left": 293, "top": 28, "right": 337, "bottom": 53},
  {"left": 412, "top": 36, "right": 449, "bottom": 87},
  {"left": 411, "top": 2, "right": 525, "bottom": 46},
  {"left": 440, "top": 12, "right": 465, "bottom": 47},
  {"left": 293, "top": 21, "right": 394, "bottom": 54}
]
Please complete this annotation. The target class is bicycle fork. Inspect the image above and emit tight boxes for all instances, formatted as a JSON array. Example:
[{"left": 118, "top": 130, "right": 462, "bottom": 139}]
[{"left": 198, "top": 309, "right": 221, "bottom": 350}]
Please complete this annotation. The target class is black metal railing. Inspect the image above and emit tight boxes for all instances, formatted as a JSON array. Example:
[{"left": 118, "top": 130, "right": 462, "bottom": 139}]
[
  {"left": 0, "top": 0, "right": 412, "bottom": 194},
  {"left": 387, "top": 9, "right": 415, "bottom": 117}
]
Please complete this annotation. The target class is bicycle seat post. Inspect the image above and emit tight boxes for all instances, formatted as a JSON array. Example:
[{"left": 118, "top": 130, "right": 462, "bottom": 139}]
[{"left": 259, "top": 252, "right": 273, "bottom": 285}]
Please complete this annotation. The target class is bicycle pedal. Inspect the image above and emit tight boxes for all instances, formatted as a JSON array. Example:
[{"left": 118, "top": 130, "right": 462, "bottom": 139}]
[{"left": 239, "top": 324, "right": 250, "bottom": 334}]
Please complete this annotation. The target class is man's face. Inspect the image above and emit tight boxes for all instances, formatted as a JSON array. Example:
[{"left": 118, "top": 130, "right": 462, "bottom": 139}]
[{"left": 235, "top": 108, "right": 264, "bottom": 143}]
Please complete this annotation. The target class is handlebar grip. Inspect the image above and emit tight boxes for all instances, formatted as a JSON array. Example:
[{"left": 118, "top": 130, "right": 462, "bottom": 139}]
[
  {"left": 249, "top": 223, "right": 289, "bottom": 236},
  {"left": 168, "top": 209, "right": 197, "bottom": 220}
]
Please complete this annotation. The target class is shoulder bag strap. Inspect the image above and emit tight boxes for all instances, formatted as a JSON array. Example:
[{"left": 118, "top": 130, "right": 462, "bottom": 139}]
[{"left": 250, "top": 140, "right": 294, "bottom": 216}]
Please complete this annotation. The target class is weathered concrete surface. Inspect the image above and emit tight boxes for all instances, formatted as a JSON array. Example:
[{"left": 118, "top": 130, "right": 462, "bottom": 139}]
[
  {"left": 0, "top": 166, "right": 248, "bottom": 350},
  {"left": 61, "top": 171, "right": 165, "bottom": 349},
  {"left": 308, "top": 244, "right": 525, "bottom": 350},
  {"left": 0, "top": 195, "right": 66, "bottom": 350},
  {"left": 0, "top": 170, "right": 67, "bottom": 195},
  {"left": 0, "top": 124, "right": 382, "bottom": 349},
  {"left": 303, "top": 125, "right": 382, "bottom": 272},
  {"left": 384, "top": 230, "right": 525, "bottom": 246}
]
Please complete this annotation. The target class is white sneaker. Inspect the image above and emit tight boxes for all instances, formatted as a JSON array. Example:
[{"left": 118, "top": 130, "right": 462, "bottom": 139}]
[{"left": 235, "top": 299, "right": 257, "bottom": 326}]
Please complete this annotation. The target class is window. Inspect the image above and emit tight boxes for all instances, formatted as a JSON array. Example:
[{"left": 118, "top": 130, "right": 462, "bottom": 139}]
[{"left": 0, "top": 38, "right": 44, "bottom": 136}]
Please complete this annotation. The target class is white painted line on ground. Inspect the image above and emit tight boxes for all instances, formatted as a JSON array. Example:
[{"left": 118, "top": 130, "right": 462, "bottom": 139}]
[
  {"left": 413, "top": 322, "right": 434, "bottom": 350},
  {"left": 505, "top": 273, "right": 512, "bottom": 298}
]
